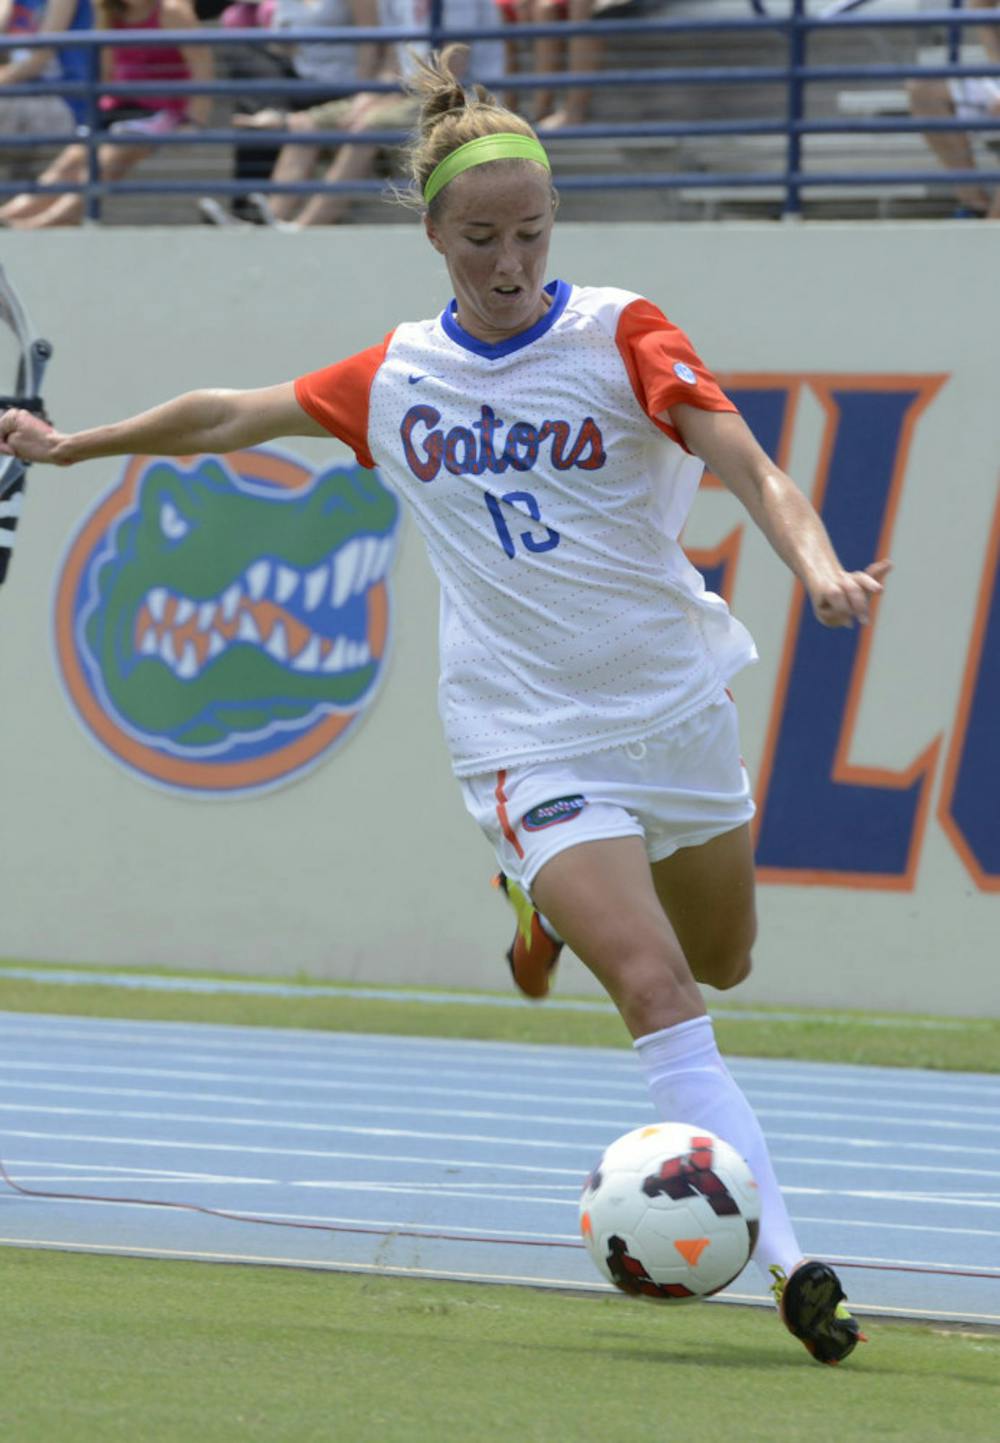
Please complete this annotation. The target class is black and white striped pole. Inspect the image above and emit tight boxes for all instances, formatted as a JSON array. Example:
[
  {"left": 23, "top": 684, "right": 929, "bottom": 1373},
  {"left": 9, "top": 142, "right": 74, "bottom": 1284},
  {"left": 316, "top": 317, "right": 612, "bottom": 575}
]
[{"left": 0, "top": 266, "right": 52, "bottom": 587}]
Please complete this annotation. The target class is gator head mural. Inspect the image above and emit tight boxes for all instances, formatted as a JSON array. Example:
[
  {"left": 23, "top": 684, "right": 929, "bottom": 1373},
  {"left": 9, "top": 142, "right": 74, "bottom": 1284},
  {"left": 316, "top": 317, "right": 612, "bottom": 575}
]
[{"left": 54, "top": 449, "right": 401, "bottom": 795}]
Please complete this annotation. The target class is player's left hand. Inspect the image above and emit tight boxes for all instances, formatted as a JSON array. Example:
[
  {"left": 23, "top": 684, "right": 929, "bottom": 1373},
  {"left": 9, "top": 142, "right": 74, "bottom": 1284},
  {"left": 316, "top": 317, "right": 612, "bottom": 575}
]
[{"left": 808, "top": 558, "right": 892, "bottom": 629}]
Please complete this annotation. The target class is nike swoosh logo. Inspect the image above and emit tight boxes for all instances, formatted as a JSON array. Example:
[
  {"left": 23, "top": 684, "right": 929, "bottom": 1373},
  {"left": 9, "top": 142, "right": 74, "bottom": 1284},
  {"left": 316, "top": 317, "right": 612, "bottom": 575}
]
[{"left": 408, "top": 374, "right": 433, "bottom": 385}]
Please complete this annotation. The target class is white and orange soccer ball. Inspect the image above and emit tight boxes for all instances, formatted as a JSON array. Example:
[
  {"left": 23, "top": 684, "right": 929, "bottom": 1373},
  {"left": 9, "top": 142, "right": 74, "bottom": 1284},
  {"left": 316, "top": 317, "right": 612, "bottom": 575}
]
[{"left": 579, "top": 1123, "right": 760, "bottom": 1300}]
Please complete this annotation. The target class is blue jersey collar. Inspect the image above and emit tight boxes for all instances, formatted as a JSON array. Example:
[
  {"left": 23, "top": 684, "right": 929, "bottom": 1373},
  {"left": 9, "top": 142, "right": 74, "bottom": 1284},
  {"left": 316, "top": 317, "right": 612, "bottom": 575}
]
[{"left": 440, "top": 279, "right": 571, "bottom": 359}]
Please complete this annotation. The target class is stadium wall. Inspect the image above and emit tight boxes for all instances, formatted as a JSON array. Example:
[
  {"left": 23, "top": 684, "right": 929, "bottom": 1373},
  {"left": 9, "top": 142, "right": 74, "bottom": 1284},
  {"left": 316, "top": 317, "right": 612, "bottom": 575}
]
[{"left": 1, "top": 225, "right": 997, "bottom": 1017}]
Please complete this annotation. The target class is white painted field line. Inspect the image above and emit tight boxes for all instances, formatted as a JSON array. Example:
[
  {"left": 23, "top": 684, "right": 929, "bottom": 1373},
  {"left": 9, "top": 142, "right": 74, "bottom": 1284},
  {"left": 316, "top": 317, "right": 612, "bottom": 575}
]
[
  {"left": 0, "top": 1236, "right": 608, "bottom": 1291},
  {"left": 0, "top": 1237, "right": 996, "bottom": 1324}
]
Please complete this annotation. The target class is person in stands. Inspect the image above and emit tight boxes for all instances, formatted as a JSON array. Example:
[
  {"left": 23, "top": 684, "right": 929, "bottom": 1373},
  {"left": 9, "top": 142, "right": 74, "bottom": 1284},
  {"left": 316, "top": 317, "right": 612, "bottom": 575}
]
[
  {"left": 496, "top": 0, "right": 607, "bottom": 130},
  {"left": 0, "top": 0, "right": 94, "bottom": 172},
  {"left": 0, "top": 0, "right": 213, "bottom": 228},
  {"left": 231, "top": 0, "right": 505, "bottom": 227},
  {"left": 908, "top": 0, "right": 1000, "bottom": 218}
]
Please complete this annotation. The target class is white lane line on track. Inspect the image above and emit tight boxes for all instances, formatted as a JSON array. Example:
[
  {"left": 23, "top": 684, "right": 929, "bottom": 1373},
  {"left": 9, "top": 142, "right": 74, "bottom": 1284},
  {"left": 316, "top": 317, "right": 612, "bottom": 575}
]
[
  {"left": 10, "top": 1121, "right": 1000, "bottom": 1180},
  {"left": 2, "top": 1051, "right": 997, "bottom": 1112},
  {"left": 4, "top": 1047, "right": 995, "bottom": 1100},
  {"left": 8, "top": 1082, "right": 1000, "bottom": 1148},
  {"left": 7, "top": 1096, "right": 998, "bottom": 1177},
  {"left": 9, "top": 1161, "right": 1000, "bottom": 1244},
  {"left": 9, "top": 1198, "right": 579, "bottom": 1243},
  {"left": 2, "top": 1010, "right": 993, "bottom": 1061},
  {"left": 11, "top": 1173, "right": 1000, "bottom": 1236},
  {"left": 0, "top": 1129, "right": 590, "bottom": 1175},
  {"left": 3, "top": 1015, "right": 995, "bottom": 1079},
  {"left": 4, "top": 1103, "right": 1000, "bottom": 1171},
  {"left": 2, "top": 1018, "right": 997, "bottom": 1091},
  {"left": 2, "top": 1160, "right": 278, "bottom": 1185},
  {"left": 3, "top": 1068, "right": 998, "bottom": 1124},
  {"left": 7, "top": 1177, "right": 279, "bottom": 1188},
  {"left": 826, "top": 1250, "right": 1000, "bottom": 1275},
  {"left": 6, "top": 1129, "right": 1000, "bottom": 1212},
  {"left": 792, "top": 1213, "right": 1000, "bottom": 1239}
]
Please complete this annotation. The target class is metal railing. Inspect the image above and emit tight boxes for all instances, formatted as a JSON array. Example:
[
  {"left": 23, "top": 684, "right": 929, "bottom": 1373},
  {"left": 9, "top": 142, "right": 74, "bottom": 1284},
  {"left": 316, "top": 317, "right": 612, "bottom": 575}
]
[{"left": 2, "top": 2, "right": 999, "bottom": 220}]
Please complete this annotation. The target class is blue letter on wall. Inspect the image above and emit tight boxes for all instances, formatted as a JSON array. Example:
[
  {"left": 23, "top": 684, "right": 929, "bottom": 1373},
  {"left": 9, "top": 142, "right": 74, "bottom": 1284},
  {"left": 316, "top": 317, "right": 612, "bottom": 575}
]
[
  {"left": 939, "top": 493, "right": 1000, "bottom": 890},
  {"left": 754, "top": 380, "right": 942, "bottom": 887}
]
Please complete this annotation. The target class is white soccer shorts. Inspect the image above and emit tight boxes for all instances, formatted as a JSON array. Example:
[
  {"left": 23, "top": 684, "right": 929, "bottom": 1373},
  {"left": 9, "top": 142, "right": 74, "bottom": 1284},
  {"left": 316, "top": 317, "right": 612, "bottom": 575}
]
[
  {"left": 948, "top": 77, "right": 1000, "bottom": 121},
  {"left": 461, "top": 690, "right": 756, "bottom": 892}
]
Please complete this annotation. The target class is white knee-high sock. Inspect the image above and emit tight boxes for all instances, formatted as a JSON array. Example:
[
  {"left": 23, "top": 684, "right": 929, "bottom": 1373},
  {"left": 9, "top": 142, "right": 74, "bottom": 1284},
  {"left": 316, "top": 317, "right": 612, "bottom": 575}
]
[{"left": 633, "top": 1015, "right": 802, "bottom": 1285}]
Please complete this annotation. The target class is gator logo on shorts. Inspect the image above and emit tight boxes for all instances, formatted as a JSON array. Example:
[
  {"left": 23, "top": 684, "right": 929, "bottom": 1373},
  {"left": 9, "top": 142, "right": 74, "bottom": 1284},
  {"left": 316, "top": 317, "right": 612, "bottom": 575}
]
[
  {"left": 522, "top": 795, "right": 587, "bottom": 831},
  {"left": 53, "top": 447, "right": 400, "bottom": 797}
]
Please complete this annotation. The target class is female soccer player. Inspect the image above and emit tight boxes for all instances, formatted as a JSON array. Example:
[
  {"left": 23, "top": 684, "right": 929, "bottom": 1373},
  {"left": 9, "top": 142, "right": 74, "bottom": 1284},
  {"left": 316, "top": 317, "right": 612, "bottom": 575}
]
[{"left": 0, "top": 47, "right": 882, "bottom": 1365}]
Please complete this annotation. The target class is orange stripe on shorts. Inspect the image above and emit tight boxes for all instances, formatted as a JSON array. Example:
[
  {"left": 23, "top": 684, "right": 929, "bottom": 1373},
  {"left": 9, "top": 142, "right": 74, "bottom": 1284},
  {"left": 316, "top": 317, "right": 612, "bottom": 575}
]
[{"left": 495, "top": 770, "right": 525, "bottom": 860}]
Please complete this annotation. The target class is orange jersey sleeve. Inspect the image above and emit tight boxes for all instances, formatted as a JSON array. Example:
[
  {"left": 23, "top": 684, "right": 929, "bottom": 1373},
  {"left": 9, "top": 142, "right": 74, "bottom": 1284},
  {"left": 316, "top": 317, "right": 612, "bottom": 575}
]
[
  {"left": 615, "top": 299, "right": 736, "bottom": 450},
  {"left": 294, "top": 332, "right": 394, "bottom": 469}
]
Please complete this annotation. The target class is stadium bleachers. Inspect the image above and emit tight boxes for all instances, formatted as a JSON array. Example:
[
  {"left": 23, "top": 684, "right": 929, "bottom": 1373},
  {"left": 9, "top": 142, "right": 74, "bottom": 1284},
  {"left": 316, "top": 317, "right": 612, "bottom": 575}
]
[{"left": 24, "top": 1, "right": 1000, "bottom": 225}]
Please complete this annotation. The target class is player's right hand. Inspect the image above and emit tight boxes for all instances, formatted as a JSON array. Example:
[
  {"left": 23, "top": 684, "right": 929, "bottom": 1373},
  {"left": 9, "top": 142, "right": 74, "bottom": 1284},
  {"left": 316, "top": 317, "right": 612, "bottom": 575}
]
[{"left": 0, "top": 408, "right": 62, "bottom": 466}]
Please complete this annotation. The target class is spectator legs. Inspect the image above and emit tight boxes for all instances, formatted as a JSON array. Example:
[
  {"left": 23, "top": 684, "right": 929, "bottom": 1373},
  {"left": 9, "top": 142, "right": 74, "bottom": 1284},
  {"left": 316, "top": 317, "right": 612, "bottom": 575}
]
[
  {"left": 537, "top": 0, "right": 601, "bottom": 131},
  {"left": 0, "top": 140, "right": 153, "bottom": 229},
  {"left": 907, "top": 77, "right": 994, "bottom": 215},
  {"left": 267, "top": 141, "right": 323, "bottom": 221},
  {"left": 289, "top": 138, "right": 379, "bottom": 227}
]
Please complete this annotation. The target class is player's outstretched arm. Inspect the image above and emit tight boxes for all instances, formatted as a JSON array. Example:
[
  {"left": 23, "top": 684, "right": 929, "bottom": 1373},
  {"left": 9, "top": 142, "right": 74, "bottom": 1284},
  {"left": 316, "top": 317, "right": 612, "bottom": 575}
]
[
  {"left": 671, "top": 403, "right": 891, "bottom": 629},
  {"left": 0, "top": 382, "right": 328, "bottom": 469}
]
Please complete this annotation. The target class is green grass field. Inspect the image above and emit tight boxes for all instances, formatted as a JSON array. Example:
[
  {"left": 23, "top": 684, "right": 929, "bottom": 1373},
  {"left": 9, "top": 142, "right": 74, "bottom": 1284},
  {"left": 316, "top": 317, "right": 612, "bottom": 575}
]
[
  {"left": 2, "top": 1250, "right": 998, "bottom": 1443},
  {"left": 2, "top": 961, "right": 998, "bottom": 1441}
]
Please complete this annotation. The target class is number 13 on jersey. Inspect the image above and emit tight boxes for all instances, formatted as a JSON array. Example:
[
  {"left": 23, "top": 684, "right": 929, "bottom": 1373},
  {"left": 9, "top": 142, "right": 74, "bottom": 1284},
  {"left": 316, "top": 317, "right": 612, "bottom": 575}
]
[{"left": 484, "top": 489, "right": 561, "bottom": 559}]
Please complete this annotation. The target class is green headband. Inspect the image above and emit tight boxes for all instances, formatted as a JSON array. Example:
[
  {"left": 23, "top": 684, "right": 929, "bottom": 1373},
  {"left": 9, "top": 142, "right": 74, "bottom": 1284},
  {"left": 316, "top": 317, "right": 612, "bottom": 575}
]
[{"left": 423, "top": 133, "right": 551, "bottom": 207}]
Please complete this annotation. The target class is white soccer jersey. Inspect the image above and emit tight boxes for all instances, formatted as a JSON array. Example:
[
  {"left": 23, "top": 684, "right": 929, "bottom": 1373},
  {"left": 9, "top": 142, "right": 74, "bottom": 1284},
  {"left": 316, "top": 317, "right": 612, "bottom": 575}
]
[{"left": 295, "top": 281, "right": 757, "bottom": 776}]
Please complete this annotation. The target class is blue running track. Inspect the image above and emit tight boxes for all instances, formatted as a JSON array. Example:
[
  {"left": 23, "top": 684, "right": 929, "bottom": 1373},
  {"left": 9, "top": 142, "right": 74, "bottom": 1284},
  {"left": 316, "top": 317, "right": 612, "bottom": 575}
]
[{"left": 1, "top": 1012, "right": 998, "bottom": 1326}]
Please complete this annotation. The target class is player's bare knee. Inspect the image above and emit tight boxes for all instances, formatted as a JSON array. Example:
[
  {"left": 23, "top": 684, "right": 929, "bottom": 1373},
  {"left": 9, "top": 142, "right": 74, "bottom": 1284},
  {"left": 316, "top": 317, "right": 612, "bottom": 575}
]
[{"left": 601, "top": 943, "right": 704, "bottom": 1034}]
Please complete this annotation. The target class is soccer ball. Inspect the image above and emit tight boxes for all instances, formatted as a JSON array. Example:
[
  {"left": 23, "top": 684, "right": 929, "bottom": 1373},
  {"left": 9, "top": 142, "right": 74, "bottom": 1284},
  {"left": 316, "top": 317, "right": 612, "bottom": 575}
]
[{"left": 579, "top": 1122, "right": 760, "bottom": 1301}]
